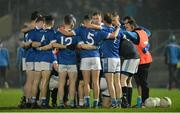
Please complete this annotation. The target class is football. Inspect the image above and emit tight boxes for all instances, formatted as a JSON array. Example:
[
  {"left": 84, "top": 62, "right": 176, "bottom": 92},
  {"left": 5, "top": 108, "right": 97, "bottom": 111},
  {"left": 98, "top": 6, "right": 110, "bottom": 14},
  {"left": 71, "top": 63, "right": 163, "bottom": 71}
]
[
  {"left": 154, "top": 97, "right": 161, "bottom": 107},
  {"left": 160, "top": 97, "right": 172, "bottom": 108},
  {"left": 145, "top": 97, "right": 157, "bottom": 108}
]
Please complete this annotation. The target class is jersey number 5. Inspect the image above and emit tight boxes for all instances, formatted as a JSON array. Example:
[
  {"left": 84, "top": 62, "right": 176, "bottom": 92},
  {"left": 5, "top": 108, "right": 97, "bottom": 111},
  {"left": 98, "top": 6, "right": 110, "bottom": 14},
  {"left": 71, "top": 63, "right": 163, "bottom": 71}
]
[{"left": 86, "top": 32, "right": 94, "bottom": 45}]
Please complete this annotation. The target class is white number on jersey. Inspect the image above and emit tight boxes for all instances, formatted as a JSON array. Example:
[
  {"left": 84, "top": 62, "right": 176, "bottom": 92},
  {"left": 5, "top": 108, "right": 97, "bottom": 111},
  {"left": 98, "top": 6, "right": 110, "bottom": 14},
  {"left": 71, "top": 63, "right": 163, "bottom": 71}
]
[
  {"left": 61, "top": 36, "right": 72, "bottom": 46},
  {"left": 86, "top": 32, "right": 94, "bottom": 45},
  {"left": 41, "top": 35, "right": 45, "bottom": 42}
]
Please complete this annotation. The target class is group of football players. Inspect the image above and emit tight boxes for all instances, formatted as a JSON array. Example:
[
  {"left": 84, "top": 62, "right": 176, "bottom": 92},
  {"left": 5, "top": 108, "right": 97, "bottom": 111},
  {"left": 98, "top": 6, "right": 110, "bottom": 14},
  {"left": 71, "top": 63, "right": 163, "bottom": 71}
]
[{"left": 18, "top": 11, "right": 152, "bottom": 109}]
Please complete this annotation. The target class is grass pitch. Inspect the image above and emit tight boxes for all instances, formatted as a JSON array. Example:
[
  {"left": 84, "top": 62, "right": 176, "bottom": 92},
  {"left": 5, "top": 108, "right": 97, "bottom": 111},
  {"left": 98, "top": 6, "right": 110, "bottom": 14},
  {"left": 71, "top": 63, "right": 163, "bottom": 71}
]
[{"left": 0, "top": 88, "right": 180, "bottom": 112}]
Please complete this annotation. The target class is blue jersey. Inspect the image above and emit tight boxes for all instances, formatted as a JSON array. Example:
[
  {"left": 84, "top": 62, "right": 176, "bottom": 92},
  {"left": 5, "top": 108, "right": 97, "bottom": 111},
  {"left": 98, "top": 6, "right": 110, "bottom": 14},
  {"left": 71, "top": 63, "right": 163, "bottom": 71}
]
[
  {"left": 22, "top": 32, "right": 30, "bottom": 58},
  {"left": 40, "top": 28, "right": 57, "bottom": 63},
  {"left": 100, "top": 25, "right": 122, "bottom": 58},
  {"left": 73, "top": 26, "right": 109, "bottom": 58},
  {"left": 26, "top": 27, "right": 44, "bottom": 62},
  {"left": 55, "top": 32, "right": 80, "bottom": 65}
]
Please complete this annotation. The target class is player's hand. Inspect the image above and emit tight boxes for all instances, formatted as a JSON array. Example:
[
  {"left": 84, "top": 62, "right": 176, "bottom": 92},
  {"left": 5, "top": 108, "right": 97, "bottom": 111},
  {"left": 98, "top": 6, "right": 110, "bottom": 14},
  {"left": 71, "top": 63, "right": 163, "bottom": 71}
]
[
  {"left": 36, "top": 47, "right": 42, "bottom": 51},
  {"left": 32, "top": 42, "right": 41, "bottom": 48}
]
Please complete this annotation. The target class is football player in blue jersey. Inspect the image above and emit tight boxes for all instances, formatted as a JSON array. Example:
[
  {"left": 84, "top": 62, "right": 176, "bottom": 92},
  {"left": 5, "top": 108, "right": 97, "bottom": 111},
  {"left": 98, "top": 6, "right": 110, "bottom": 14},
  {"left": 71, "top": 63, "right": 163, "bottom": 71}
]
[
  {"left": 18, "top": 11, "right": 41, "bottom": 108},
  {"left": 25, "top": 16, "right": 45, "bottom": 108},
  {"left": 53, "top": 14, "right": 79, "bottom": 108},
  {"left": 100, "top": 13, "right": 123, "bottom": 108},
  {"left": 34, "top": 15, "right": 57, "bottom": 108}
]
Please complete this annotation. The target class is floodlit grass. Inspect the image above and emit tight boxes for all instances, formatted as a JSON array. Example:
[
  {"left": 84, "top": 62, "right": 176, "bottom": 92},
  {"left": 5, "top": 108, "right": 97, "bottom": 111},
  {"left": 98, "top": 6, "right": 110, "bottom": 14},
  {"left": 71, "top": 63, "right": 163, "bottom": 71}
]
[{"left": 0, "top": 88, "right": 180, "bottom": 112}]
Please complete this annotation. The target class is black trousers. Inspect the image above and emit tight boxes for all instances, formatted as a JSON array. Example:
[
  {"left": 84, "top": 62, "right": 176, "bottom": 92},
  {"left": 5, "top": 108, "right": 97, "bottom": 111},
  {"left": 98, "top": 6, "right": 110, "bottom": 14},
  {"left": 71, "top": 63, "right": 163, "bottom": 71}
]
[
  {"left": 134, "top": 63, "right": 150, "bottom": 103},
  {"left": 168, "top": 64, "right": 178, "bottom": 89}
]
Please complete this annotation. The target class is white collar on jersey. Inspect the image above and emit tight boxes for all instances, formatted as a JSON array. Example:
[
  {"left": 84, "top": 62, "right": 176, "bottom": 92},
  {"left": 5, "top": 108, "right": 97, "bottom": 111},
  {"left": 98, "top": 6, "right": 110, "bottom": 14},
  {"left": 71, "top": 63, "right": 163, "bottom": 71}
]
[{"left": 35, "top": 26, "right": 41, "bottom": 30}]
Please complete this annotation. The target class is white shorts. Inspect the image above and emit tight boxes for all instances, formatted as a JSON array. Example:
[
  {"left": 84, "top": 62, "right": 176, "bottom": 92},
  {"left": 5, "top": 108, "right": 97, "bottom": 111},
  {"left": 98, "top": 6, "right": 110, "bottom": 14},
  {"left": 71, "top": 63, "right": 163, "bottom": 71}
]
[
  {"left": 59, "top": 64, "right": 77, "bottom": 72},
  {"left": 26, "top": 62, "right": 34, "bottom": 71},
  {"left": 121, "top": 59, "right": 140, "bottom": 74},
  {"left": 102, "top": 58, "right": 121, "bottom": 73},
  {"left": 34, "top": 62, "right": 42, "bottom": 71},
  {"left": 22, "top": 58, "right": 26, "bottom": 71},
  {"left": 40, "top": 62, "right": 52, "bottom": 71},
  {"left": 80, "top": 57, "right": 101, "bottom": 70}
]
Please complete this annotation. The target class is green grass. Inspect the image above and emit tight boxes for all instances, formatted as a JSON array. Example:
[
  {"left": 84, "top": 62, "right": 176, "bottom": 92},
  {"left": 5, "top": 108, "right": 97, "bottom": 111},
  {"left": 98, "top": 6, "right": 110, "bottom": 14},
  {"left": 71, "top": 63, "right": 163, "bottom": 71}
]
[{"left": 0, "top": 88, "right": 180, "bottom": 112}]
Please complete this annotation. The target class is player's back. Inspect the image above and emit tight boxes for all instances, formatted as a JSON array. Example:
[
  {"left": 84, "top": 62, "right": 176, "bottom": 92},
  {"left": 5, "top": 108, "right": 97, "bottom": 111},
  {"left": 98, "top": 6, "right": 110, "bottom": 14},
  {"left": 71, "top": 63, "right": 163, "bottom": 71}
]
[
  {"left": 55, "top": 31, "right": 79, "bottom": 65},
  {"left": 74, "top": 26, "right": 101, "bottom": 58},
  {"left": 100, "top": 25, "right": 122, "bottom": 58}
]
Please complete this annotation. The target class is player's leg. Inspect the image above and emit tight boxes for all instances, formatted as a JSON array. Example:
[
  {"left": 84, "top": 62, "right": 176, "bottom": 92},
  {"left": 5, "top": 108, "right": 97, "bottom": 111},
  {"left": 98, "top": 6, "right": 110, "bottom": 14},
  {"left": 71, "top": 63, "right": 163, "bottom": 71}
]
[
  {"left": 82, "top": 70, "right": 91, "bottom": 107},
  {"left": 113, "top": 58, "right": 122, "bottom": 107},
  {"left": 77, "top": 67, "right": 84, "bottom": 107},
  {"left": 68, "top": 72, "right": 77, "bottom": 107},
  {"left": 114, "top": 73, "right": 122, "bottom": 107},
  {"left": 105, "top": 73, "right": 116, "bottom": 107},
  {"left": 24, "top": 62, "right": 34, "bottom": 107},
  {"left": 24, "top": 70, "right": 34, "bottom": 105},
  {"left": 90, "top": 57, "right": 101, "bottom": 108},
  {"left": 80, "top": 58, "right": 91, "bottom": 107},
  {"left": 67, "top": 65, "right": 77, "bottom": 107},
  {"left": 31, "top": 71, "right": 41, "bottom": 107},
  {"left": 58, "top": 65, "right": 67, "bottom": 108},
  {"left": 91, "top": 70, "right": 100, "bottom": 108},
  {"left": 103, "top": 58, "right": 117, "bottom": 107},
  {"left": 134, "top": 64, "right": 143, "bottom": 107},
  {"left": 78, "top": 80, "right": 84, "bottom": 107},
  {"left": 40, "top": 70, "right": 51, "bottom": 107},
  {"left": 139, "top": 64, "right": 150, "bottom": 105},
  {"left": 127, "top": 77, "right": 133, "bottom": 107}
]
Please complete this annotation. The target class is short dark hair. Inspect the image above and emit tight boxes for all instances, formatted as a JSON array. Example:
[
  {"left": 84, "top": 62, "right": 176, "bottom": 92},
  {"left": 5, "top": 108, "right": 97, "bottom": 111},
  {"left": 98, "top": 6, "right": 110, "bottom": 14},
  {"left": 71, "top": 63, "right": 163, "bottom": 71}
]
[
  {"left": 103, "top": 13, "right": 112, "bottom": 24},
  {"left": 92, "top": 11, "right": 101, "bottom": 16},
  {"left": 64, "top": 14, "right": 76, "bottom": 25},
  {"left": 31, "top": 11, "right": 41, "bottom": 21},
  {"left": 35, "top": 15, "right": 44, "bottom": 23},
  {"left": 83, "top": 15, "right": 91, "bottom": 21},
  {"left": 128, "top": 20, "right": 138, "bottom": 28},
  {"left": 45, "top": 15, "right": 54, "bottom": 25},
  {"left": 123, "top": 16, "right": 136, "bottom": 23}
]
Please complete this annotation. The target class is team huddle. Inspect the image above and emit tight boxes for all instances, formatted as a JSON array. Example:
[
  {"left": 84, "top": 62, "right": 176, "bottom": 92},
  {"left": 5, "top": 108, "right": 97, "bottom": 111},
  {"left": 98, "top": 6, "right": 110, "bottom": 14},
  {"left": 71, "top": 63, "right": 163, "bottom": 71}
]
[{"left": 18, "top": 11, "right": 152, "bottom": 109}]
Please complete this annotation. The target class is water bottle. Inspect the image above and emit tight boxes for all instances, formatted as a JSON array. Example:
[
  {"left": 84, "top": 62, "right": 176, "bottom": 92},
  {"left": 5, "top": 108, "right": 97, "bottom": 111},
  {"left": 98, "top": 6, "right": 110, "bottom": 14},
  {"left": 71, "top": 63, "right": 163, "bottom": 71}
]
[{"left": 137, "top": 96, "right": 142, "bottom": 108}]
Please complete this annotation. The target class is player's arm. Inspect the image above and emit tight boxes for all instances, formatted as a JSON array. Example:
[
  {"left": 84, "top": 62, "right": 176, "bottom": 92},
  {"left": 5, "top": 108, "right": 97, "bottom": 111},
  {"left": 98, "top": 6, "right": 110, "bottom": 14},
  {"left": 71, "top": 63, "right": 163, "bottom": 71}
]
[
  {"left": 59, "top": 28, "right": 75, "bottom": 36},
  {"left": 31, "top": 41, "right": 41, "bottom": 48},
  {"left": 108, "top": 26, "right": 120, "bottom": 39},
  {"left": 37, "top": 44, "right": 52, "bottom": 50},
  {"left": 52, "top": 43, "right": 67, "bottom": 49},
  {"left": 77, "top": 44, "right": 97, "bottom": 50},
  {"left": 20, "top": 41, "right": 32, "bottom": 48},
  {"left": 83, "top": 23, "right": 101, "bottom": 30},
  {"left": 122, "top": 31, "right": 139, "bottom": 44},
  {"left": 77, "top": 41, "right": 97, "bottom": 50},
  {"left": 20, "top": 23, "right": 34, "bottom": 33},
  {"left": 37, "top": 40, "right": 57, "bottom": 51}
]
